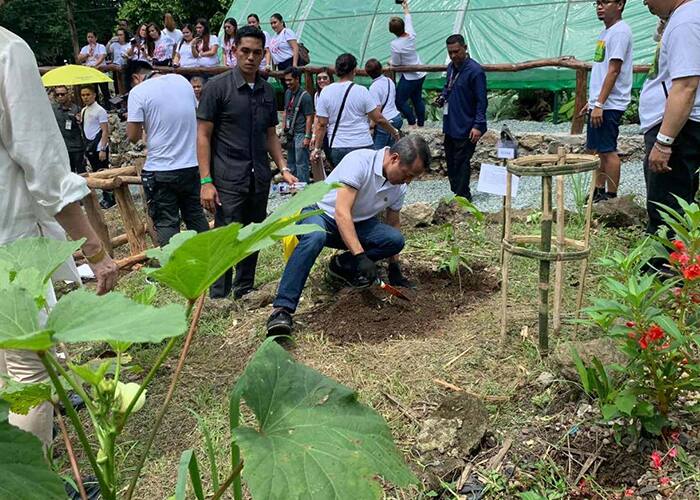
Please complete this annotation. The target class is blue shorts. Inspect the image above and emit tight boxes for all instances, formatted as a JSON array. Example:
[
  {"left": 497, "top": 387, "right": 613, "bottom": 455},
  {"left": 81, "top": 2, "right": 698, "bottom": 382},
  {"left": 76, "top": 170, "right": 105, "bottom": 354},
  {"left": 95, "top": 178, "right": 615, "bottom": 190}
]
[{"left": 586, "top": 109, "right": 623, "bottom": 154}]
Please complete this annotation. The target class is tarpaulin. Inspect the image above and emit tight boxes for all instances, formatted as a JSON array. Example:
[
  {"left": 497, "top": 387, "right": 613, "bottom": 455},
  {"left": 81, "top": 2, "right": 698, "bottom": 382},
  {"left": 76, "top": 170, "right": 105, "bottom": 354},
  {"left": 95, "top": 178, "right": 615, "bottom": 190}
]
[{"left": 222, "top": 0, "right": 659, "bottom": 90}]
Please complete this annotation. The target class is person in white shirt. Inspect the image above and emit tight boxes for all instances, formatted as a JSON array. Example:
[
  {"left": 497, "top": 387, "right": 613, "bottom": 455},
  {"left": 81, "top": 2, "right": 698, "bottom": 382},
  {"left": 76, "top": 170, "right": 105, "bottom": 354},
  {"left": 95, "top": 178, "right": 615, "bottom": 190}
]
[
  {"left": 146, "top": 22, "right": 175, "bottom": 66},
  {"left": 266, "top": 136, "right": 430, "bottom": 337},
  {"left": 366, "top": 59, "right": 403, "bottom": 150},
  {"left": 162, "top": 13, "right": 183, "bottom": 45},
  {"left": 0, "top": 26, "right": 118, "bottom": 449},
  {"left": 639, "top": 0, "right": 700, "bottom": 239},
  {"left": 105, "top": 19, "right": 129, "bottom": 60},
  {"left": 222, "top": 18, "right": 238, "bottom": 68},
  {"left": 109, "top": 28, "right": 130, "bottom": 66},
  {"left": 125, "top": 61, "right": 209, "bottom": 246},
  {"left": 269, "top": 13, "right": 299, "bottom": 71},
  {"left": 389, "top": 1, "right": 427, "bottom": 128},
  {"left": 173, "top": 24, "right": 198, "bottom": 68},
  {"left": 192, "top": 18, "right": 220, "bottom": 67},
  {"left": 79, "top": 86, "right": 113, "bottom": 208},
  {"left": 126, "top": 24, "right": 149, "bottom": 62},
  {"left": 577, "top": 0, "right": 633, "bottom": 203},
  {"left": 247, "top": 13, "right": 272, "bottom": 76},
  {"left": 78, "top": 31, "right": 111, "bottom": 106},
  {"left": 312, "top": 53, "right": 400, "bottom": 167}
]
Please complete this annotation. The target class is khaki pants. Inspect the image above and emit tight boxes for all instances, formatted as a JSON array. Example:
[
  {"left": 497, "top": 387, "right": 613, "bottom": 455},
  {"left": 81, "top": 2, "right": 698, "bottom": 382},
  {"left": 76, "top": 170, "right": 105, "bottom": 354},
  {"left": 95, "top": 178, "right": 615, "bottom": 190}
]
[{"left": 0, "top": 284, "right": 56, "bottom": 448}]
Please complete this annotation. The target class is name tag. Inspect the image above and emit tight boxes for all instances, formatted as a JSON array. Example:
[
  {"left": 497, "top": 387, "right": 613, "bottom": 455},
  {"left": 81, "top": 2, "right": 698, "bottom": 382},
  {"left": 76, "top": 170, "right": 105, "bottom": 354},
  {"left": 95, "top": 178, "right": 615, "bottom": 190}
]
[
  {"left": 65, "top": 120, "right": 73, "bottom": 131},
  {"left": 443, "top": 103, "right": 449, "bottom": 116},
  {"left": 497, "top": 147, "right": 515, "bottom": 160}
]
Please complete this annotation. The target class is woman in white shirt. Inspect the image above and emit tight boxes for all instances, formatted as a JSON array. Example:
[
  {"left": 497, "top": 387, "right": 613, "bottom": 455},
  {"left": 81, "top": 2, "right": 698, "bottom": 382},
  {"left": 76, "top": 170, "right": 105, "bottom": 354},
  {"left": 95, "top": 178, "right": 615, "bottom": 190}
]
[
  {"left": 173, "top": 24, "right": 198, "bottom": 68},
  {"left": 222, "top": 18, "right": 238, "bottom": 68},
  {"left": 247, "top": 13, "right": 272, "bottom": 76},
  {"left": 109, "top": 28, "right": 130, "bottom": 66},
  {"left": 269, "top": 13, "right": 299, "bottom": 71},
  {"left": 192, "top": 18, "right": 220, "bottom": 67},
  {"left": 146, "top": 22, "right": 175, "bottom": 66},
  {"left": 389, "top": 0, "right": 427, "bottom": 127},
  {"left": 126, "top": 24, "right": 149, "bottom": 62},
  {"left": 77, "top": 31, "right": 110, "bottom": 107}
]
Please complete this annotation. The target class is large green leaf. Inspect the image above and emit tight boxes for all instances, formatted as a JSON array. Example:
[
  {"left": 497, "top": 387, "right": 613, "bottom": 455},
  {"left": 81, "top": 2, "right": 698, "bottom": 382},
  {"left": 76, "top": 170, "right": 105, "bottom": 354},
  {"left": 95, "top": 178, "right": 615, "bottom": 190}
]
[
  {"left": 0, "top": 288, "right": 52, "bottom": 351},
  {"left": 0, "top": 237, "right": 83, "bottom": 283},
  {"left": 47, "top": 289, "right": 187, "bottom": 344},
  {"left": 233, "top": 340, "right": 417, "bottom": 500},
  {"left": 0, "top": 376, "right": 51, "bottom": 415},
  {"left": 151, "top": 182, "right": 336, "bottom": 299},
  {"left": 0, "top": 401, "right": 66, "bottom": 499}
]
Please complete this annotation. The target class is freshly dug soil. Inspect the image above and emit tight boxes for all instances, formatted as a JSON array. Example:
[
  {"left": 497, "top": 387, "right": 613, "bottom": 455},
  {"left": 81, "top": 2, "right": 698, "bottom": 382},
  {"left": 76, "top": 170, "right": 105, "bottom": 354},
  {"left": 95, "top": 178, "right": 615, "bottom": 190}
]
[{"left": 302, "top": 264, "right": 499, "bottom": 344}]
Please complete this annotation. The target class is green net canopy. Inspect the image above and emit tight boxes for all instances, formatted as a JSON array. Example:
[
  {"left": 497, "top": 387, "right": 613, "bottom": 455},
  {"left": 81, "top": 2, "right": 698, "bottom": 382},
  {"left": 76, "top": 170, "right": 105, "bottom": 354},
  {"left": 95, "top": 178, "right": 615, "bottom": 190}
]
[{"left": 223, "top": 0, "right": 658, "bottom": 90}]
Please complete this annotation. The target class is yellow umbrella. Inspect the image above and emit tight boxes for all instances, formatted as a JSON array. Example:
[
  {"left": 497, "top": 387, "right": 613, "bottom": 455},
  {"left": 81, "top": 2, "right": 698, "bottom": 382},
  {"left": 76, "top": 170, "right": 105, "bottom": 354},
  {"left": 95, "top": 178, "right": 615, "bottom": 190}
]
[{"left": 42, "top": 65, "right": 113, "bottom": 87}]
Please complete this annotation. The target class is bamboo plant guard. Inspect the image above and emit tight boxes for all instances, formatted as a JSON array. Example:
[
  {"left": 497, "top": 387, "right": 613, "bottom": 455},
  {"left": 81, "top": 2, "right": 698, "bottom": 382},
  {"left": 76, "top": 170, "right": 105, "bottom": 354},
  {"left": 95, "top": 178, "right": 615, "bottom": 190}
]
[{"left": 500, "top": 147, "right": 600, "bottom": 354}]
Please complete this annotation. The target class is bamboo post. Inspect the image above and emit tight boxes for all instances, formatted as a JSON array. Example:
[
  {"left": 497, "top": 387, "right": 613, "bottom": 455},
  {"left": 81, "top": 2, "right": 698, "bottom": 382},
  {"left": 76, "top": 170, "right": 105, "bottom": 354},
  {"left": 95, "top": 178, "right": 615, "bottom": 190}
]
[
  {"left": 113, "top": 185, "right": 147, "bottom": 255},
  {"left": 552, "top": 148, "right": 567, "bottom": 336},
  {"left": 574, "top": 169, "right": 599, "bottom": 336},
  {"left": 539, "top": 174, "right": 554, "bottom": 355},
  {"left": 83, "top": 190, "right": 113, "bottom": 256},
  {"left": 500, "top": 171, "right": 513, "bottom": 342},
  {"left": 570, "top": 68, "right": 588, "bottom": 135}
]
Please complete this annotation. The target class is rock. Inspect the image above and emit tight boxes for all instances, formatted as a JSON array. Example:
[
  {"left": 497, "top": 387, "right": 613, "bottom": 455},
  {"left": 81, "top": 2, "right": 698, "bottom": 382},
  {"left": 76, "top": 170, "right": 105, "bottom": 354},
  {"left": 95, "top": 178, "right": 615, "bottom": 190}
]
[
  {"left": 593, "top": 194, "right": 647, "bottom": 228},
  {"left": 401, "top": 202, "right": 435, "bottom": 228},
  {"left": 518, "top": 134, "right": 545, "bottom": 151},
  {"left": 241, "top": 280, "right": 279, "bottom": 309},
  {"left": 553, "top": 337, "right": 627, "bottom": 382},
  {"left": 415, "top": 417, "right": 460, "bottom": 454},
  {"left": 432, "top": 198, "right": 468, "bottom": 225},
  {"left": 536, "top": 371, "right": 556, "bottom": 388}
]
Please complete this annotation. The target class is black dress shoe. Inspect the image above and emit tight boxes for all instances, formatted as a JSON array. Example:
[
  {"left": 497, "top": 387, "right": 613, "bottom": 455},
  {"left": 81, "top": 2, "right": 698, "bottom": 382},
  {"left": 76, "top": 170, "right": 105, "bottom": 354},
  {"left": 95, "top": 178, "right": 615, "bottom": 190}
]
[{"left": 266, "top": 309, "right": 293, "bottom": 338}]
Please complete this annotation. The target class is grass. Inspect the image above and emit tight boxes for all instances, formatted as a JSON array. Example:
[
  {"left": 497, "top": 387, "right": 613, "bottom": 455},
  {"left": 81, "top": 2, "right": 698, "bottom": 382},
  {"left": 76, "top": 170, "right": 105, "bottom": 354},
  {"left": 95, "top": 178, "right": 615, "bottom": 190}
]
[{"left": 62, "top": 209, "right": 665, "bottom": 499}]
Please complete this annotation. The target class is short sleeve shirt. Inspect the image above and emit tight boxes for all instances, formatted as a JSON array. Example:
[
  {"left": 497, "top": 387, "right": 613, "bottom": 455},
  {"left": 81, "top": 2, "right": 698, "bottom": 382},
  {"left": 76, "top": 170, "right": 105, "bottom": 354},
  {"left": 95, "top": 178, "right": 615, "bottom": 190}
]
[
  {"left": 52, "top": 102, "right": 83, "bottom": 152},
  {"left": 588, "top": 21, "right": 633, "bottom": 111},
  {"left": 318, "top": 148, "right": 407, "bottom": 222},
  {"left": 81, "top": 102, "right": 108, "bottom": 141},
  {"left": 283, "top": 88, "right": 314, "bottom": 134},
  {"left": 369, "top": 76, "right": 400, "bottom": 121},
  {"left": 152, "top": 36, "right": 175, "bottom": 62},
  {"left": 639, "top": 0, "right": 700, "bottom": 131},
  {"left": 269, "top": 28, "right": 296, "bottom": 64},
  {"left": 197, "top": 66, "right": 278, "bottom": 193},
  {"left": 80, "top": 43, "right": 106, "bottom": 66},
  {"left": 316, "top": 82, "right": 377, "bottom": 148}
]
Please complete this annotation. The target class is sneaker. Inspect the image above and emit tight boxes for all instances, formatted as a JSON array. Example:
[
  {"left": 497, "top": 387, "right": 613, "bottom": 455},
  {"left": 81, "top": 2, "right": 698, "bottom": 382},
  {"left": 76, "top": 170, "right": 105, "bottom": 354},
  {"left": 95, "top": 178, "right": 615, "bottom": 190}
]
[
  {"left": 233, "top": 286, "right": 255, "bottom": 300},
  {"left": 327, "top": 255, "right": 371, "bottom": 288},
  {"left": 266, "top": 308, "right": 293, "bottom": 338}
]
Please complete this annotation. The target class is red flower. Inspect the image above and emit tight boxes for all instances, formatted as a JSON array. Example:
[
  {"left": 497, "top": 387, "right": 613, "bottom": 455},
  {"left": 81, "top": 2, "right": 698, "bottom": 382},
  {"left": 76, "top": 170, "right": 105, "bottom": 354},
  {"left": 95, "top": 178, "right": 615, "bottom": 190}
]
[
  {"left": 651, "top": 450, "right": 663, "bottom": 469},
  {"left": 626, "top": 321, "right": 636, "bottom": 328},
  {"left": 661, "top": 342, "right": 671, "bottom": 349},
  {"left": 670, "top": 252, "right": 690, "bottom": 266},
  {"left": 624, "top": 487, "right": 635, "bottom": 497},
  {"left": 628, "top": 332, "right": 637, "bottom": 339},
  {"left": 673, "top": 240, "right": 686, "bottom": 252},
  {"left": 683, "top": 264, "right": 700, "bottom": 280},
  {"left": 646, "top": 325, "right": 665, "bottom": 341},
  {"left": 681, "top": 358, "right": 689, "bottom": 365},
  {"left": 659, "top": 476, "right": 671, "bottom": 486},
  {"left": 639, "top": 336, "right": 649, "bottom": 349},
  {"left": 668, "top": 447, "right": 677, "bottom": 458}
]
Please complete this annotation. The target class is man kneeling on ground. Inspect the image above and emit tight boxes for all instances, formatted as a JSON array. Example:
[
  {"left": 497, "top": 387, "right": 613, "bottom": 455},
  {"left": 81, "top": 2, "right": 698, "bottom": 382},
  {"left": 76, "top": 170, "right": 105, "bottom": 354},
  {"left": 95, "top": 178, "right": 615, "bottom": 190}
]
[{"left": 267, "top": 135, "right": 430, "bottom": 336}]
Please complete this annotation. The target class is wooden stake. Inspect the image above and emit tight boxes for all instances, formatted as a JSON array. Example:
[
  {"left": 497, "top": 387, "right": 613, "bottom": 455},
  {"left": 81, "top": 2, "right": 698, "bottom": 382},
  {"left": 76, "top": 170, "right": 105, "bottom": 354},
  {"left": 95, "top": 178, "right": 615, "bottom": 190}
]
[
  {"left": 114, "top": 185, "right": 147, "bottom": 255},
  {"left": 539, "top": 174, "right": 553, "bottom": 355},
  {"left": 574, "top": 169, "right": 599, "bottom": 336},
  {"left": 82, "top": 190, "right": 113, "bottom": 256},
  {"left": 553, "top": 149, "right": 567, "bottom": 336},
  {"left": 500, "top": 172, "right": 513, "bottom": 342},
  {"left": 571, "top": 69, "right": 588, "bottom": 135}
]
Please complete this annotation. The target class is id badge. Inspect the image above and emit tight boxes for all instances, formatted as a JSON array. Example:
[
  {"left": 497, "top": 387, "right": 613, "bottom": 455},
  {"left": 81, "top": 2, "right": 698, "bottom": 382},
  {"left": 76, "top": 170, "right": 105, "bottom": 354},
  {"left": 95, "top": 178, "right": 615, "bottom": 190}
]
[
  {"left": 443, "top": 102, "right": 449, "bottom": 116},
  {"left": 65, "top": 120, "right": 72, "bottom": 131}
]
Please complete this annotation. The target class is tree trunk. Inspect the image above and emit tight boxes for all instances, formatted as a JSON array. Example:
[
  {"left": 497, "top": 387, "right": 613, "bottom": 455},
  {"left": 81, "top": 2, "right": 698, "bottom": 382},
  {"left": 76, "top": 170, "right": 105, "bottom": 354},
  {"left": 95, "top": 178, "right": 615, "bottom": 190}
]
[{"left": 65, "top": 0, "right": 80, "bottom": 61}]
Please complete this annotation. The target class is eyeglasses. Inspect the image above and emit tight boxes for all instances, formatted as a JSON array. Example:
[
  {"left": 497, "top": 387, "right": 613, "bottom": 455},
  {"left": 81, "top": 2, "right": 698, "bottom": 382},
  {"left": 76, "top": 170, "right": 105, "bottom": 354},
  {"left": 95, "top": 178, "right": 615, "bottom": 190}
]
[
  {"left": 594, "top": 0, "right": 620, "bottom": 6},
  {"left": 55, "top": 93, "right": 67, "bottom": 97}
]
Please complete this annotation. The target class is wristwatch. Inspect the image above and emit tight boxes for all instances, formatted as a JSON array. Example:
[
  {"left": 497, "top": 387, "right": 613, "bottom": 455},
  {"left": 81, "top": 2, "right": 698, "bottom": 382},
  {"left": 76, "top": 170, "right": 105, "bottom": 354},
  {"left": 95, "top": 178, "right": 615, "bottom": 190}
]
[
  {"left": 656, "top": 132, "right": 675, "bottom": 146},
  {"left": 281, "top": 167, "right": 291, "bottom": 173}
]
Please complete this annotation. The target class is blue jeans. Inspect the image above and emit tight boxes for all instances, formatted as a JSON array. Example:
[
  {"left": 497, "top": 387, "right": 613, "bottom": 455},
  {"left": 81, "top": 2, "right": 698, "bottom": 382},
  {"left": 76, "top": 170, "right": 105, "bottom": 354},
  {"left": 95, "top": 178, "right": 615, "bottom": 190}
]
[
  {"left": 287, "top": 132, "right": 310, "bottom": 183},
  {"left": 273, "top": 208, "right": 405, "bottom": 312},
  {"left": 330, "top": 145, "right": 372, "bottom": 167},
  {"left": 395, "top": 75, "right": 426, "bottom": 126},
  {"left": 373, "top": 115, "right": 404, "bottom": 150}
]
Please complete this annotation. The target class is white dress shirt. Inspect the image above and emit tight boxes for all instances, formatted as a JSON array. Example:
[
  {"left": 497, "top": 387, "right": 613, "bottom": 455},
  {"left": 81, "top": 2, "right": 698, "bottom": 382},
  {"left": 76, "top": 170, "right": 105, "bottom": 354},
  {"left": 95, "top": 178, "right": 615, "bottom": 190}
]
[{"left": 0, "top": 27, "right": 90, "bottom": 246}]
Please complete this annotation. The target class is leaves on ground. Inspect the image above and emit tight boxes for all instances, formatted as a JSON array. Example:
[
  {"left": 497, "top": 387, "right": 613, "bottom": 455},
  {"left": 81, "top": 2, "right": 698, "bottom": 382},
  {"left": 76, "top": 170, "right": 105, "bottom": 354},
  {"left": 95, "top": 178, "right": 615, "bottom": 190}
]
[{"left": 232, "top": 339, "right": 417, "bottom": 500}]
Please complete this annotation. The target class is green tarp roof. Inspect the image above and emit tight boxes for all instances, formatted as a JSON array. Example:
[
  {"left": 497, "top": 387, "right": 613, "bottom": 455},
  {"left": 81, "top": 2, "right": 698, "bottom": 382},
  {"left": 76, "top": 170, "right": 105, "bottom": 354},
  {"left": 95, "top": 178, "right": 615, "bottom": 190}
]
[{"left": 223, "top": 0, "right": 659, "bottom": 90}]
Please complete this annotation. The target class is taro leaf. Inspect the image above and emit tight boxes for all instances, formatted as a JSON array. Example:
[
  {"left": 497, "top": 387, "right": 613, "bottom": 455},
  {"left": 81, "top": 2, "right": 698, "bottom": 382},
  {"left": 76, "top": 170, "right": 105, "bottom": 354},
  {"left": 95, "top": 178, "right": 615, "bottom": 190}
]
[
  {"left": 0, "top": 376, "right": 51, "bottom": 415},
  {"left": 0, "top": 288, "right": 53, "bottom": 351},
  {"left": 233, "top": 339, "right": 417, "bottom": 500},
  {"left": 0, "top": 237, "right": 83, "bottom": 284},
  {"left": 152, "top": 182, "right": 335, "bottom": 299},
  {"left": 0, "top": 400, "right": 66, "bottom": 499},
  {"left": 146, "top": 230, "right": 197, "bottom": 268},
  {"left": 48, "top": 289, "right": 187, "bottom": 344}
]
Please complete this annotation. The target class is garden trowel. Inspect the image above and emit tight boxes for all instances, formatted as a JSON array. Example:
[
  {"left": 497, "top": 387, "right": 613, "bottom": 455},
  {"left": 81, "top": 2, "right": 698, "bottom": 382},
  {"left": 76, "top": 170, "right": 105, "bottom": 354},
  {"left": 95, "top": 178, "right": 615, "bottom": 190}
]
[{"left": 376, "top": 279, "right": 410, "bottom": 301}]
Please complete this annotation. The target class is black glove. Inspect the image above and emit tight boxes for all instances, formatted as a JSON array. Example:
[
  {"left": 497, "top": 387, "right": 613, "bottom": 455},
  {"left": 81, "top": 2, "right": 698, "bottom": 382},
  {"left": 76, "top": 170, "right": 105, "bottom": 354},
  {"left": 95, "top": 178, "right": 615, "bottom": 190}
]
[
  {"left": 433, "top": 95, "right": 446, "bottom": 108},
  {"left": 354, "top": 253, "right": 378, "bottom": 285},
  {"left": 388, "top": 262, "right": 414, "bottom": 288}
]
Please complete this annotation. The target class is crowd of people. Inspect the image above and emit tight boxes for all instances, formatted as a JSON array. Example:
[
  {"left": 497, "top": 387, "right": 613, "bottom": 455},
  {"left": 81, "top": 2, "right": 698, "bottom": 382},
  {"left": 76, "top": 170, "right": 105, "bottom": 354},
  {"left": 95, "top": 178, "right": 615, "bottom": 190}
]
[{"left": 1, "top": 0, "right": 698, "bottom": 468}]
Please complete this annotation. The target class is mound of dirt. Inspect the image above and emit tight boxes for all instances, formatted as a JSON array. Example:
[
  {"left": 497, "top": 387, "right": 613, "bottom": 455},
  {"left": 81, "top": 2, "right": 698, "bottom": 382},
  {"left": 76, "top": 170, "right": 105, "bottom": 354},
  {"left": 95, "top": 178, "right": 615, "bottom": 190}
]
[{"left": 301, "top": 264, "right": 499, "bottom": 344}]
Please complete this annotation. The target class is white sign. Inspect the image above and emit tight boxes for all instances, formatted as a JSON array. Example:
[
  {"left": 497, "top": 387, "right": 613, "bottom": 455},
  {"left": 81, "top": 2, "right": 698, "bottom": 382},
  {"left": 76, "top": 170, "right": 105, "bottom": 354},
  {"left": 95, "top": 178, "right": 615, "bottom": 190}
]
[
  {"left": 477, "top": 163, "right": 519, "bottom": 197},
  {"left": 497, "top": 147, "right": 515, "bottom": 160}
]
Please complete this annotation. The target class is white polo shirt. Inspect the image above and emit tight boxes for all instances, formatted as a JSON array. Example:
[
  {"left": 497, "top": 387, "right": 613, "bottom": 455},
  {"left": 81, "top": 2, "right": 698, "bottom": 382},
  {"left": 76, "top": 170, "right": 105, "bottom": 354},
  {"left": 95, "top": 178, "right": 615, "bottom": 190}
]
[
  {"left": 370, "top": 75, "right": 400, "bottom": 121},
  {"left": 318, "top": 148, "right": 407, "bottom": 222},
  {"left": 588, "top": 20, "right": 633, "bottom": 111},
  {"left": 639, "top": 0, "right": 700, "bottom": 132}
]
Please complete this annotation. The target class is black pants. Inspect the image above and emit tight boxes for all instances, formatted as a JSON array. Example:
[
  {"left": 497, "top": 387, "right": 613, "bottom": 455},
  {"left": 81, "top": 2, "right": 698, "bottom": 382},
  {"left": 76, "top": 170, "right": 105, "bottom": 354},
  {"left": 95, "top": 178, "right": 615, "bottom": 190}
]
[
  {"left": 68, "top": 150, "right": 86, "bottom": 174},
  {"left": 210, "top": 181, "right": 269, "bottom": 299},
  {"left": 444, "top": 135, "right": 476, "bottom": 200},
  {"left": 85, "top": 141, "right": 114, "bottom": 206},
  {"left": 643, "top": 121, "right": 700, "bottom": 236},
  {"left": 98, "top": 82, "right": 111, "bottom": 109},
  {"left": 141, "top": 167, "right": 209, "bottom": 246}
]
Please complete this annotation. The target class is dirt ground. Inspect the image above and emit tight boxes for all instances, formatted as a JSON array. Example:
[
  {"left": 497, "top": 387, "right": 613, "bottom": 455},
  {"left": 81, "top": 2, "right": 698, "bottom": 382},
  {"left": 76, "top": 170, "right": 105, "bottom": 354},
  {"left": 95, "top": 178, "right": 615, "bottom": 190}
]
[{"left": 62, "top": 205, "right": 699, "bottom": 500}]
